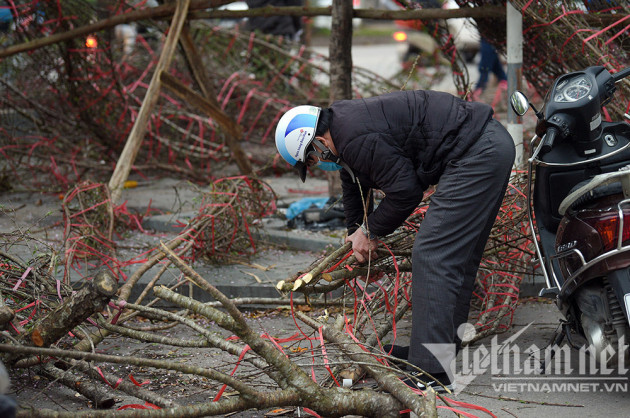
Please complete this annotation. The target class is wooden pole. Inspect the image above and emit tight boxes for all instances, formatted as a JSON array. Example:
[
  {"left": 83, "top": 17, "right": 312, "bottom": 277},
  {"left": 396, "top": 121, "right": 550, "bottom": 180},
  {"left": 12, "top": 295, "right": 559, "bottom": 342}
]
[
  {"left": 179, "top": 25, "right": 219, "bottom": 100},
  {"left": 325, "top": 0, "right": 354, "bottom": 197},
  {"left": 329, "top": 0, "right": 354, "bottom": 103},
  {"left": 160, "top": 72, "right": 241, "bottom": 137},
  {"left": 108, "top": 0, "right": 191, "bottom": 204},
  {"left": 177, "top": 26, "right": 254, "bottom": 176}
]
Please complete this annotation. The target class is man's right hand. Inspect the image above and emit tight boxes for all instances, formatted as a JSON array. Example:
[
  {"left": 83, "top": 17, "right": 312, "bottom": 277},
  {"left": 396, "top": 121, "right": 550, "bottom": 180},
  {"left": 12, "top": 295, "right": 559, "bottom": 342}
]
[{"left": 346, "top": 228, "right": 379, "bottom": 264}]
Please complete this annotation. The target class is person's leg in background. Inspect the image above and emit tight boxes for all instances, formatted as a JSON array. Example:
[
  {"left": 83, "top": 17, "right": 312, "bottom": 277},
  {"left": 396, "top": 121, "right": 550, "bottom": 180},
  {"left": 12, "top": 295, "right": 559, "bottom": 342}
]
[
  {"left": 491, "top": 52, "right": 508, "bottom": 85},
  {"left": 489, "top": 45, "right": 508, "bottom": 108},
  {"left": 473, "top": 38, "right": 494, "bottom": 100},
  {"left": 473, "top": 39, "right": 507, "bottom": 101}
]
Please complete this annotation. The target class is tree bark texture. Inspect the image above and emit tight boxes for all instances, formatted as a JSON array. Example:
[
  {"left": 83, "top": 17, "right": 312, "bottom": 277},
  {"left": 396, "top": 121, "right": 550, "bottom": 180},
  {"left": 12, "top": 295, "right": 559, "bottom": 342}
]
[
  {"left": 41, "top": 363, "right": 116, "bottom": 409},
  {"left": 178, "top": 24, "right": 219, "bottom": 100},
  {"left": 29, "top": 270, "right": 118, "bottom": 347},
  {"left": 296, "top": 311, "right": 437, "bottom": 418},
  {"left": 73, "top": 226, "right": 202, "bottom": 353},
  {"left": 0, "top": 306, "right": 14, "bottom": 327},
  {"left": 329, "top": 0, "right": 353, "bottom": 102}
]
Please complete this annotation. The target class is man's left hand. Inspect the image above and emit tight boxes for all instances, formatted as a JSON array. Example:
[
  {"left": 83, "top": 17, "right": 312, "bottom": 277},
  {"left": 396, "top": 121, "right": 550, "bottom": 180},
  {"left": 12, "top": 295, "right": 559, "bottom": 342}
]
[{"left": 346, "top": 228, "right": 379, "bottom": 264}]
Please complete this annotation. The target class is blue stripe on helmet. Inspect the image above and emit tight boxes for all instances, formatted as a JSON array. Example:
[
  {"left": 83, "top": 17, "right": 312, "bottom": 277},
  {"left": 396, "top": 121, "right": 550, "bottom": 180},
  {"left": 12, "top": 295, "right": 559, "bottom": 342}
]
[
  {"left": 285, "top": 114, "right": 317, "bottom": 137},
  {"left": 277, "top": 138, "right": 297, "bottom": 166}
]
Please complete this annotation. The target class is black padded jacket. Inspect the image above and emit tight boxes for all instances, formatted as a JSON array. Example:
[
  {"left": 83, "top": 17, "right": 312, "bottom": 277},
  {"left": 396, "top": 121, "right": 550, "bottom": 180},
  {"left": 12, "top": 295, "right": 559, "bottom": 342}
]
[
  {"left": 330, "top": 89, "right": 494, "bottom": 237},
  {"left": 246, "top": 0, "right": 302, "bottom": 37}
]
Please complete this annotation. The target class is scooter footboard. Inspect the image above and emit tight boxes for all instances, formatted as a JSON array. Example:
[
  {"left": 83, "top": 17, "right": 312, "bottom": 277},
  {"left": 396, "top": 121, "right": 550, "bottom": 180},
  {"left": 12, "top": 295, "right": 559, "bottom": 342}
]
[{"left": 607, "top": 267, "right": 630, "bottom": 326}]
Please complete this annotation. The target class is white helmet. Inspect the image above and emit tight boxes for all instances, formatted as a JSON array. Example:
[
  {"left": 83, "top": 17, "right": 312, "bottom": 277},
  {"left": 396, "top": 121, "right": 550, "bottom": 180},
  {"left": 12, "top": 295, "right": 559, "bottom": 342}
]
[{"left": 275, "top": 105, "right": 321, "bottom": 182}]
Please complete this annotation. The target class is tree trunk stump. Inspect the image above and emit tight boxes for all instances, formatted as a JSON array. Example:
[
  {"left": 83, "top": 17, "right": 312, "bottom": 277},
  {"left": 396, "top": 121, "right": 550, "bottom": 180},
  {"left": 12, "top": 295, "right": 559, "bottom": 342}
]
[{"left": 29, "top": 270, "right": 118, "bottom": 347}]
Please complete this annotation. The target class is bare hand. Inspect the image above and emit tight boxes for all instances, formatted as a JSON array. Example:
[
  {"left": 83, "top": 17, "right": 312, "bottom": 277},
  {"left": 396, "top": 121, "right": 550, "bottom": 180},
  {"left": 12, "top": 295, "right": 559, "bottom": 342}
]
[{"left": 346, "top": 228, "right": 379, "bottom": 264}]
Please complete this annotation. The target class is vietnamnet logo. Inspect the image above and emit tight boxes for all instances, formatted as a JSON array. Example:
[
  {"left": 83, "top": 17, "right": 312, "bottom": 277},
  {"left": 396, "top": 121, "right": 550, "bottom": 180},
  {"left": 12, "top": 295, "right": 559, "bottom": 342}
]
[
  {"left": 293, "top": 129, "right": 308, "bottom": 159},
  {"left": 424, "top": 322, "right": 629, "bottom": 394}
]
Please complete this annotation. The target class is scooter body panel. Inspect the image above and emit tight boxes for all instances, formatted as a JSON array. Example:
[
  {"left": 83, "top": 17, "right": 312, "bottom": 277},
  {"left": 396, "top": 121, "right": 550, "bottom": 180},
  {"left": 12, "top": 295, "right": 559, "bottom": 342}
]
[
  {"left": 532, "top": 122, "right": 630, "bottom": 290},
  {"left": 514, "top": 65, "right": 630, "bottom": 364},
  {"left": 607, "top": 267, "right": 630, "bottom": 323}
]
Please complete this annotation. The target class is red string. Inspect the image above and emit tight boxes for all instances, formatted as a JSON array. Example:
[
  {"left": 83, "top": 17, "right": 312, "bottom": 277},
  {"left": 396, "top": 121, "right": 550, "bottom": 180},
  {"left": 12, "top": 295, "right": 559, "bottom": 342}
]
[
  {"left": 213, "top": 345, "right": 251, "bottom": 402},
  {"left": 318, "top": 327, "right": 341, "bottom": 387},
  {"left": 117, "top": 402, "right": 160, "bottom": 410}
]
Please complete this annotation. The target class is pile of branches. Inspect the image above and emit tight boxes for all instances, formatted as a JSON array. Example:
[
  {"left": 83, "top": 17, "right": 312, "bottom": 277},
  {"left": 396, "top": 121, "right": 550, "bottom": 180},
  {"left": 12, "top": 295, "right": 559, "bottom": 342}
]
[
  {"left": 0, "top": 210, "right": 477, "bottom": 417},
  {"left": 0, "top": 0, "right": 436, "bottom": 193},
  {"left": 2, "top": 1, "right": 629, "bottom": 187},
  {"left": 54, "top": 176, "right": 277, "bottom": 280},
  {"left": 459, "top": 0, "right": 630, "bottom": 114}
]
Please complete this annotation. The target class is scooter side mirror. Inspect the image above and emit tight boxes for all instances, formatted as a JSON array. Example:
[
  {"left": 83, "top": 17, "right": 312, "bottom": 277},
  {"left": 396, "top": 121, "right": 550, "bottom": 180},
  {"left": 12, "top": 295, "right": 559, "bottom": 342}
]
[{"left": 510, "top": 91, "right": 530, "bottom": 116}]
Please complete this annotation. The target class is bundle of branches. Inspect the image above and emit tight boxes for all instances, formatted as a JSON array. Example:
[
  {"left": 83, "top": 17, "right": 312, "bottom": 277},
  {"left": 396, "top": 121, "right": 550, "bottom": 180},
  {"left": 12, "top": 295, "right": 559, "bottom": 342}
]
[
  {"left": 277, "top": 170, "right": 532, "bottom": 342},
  {"left": 189, "top": 176, "right": 277, "bottom": 263},
  {"left": 0, "top": 216, "right": 459, "bottom": 416},
  {"left": 0, "top": 173, "right": 276, "bottom": 329},
  {"left": 61, "top": 181, "right": 116, "bottom": 280},
  {"left": 1, "top": 246, "right": 118, "bottom": 378},
  {"left": 0, "top": 170, "right": 529, "bottom": 416},
  {"left": 458, "top": 0, "right": 630, "bottom": 114},
  {"left": 0, "top": 250, "right": 71, "bottom": 336},
  {"left": 56, "top": 175, "right": 276, "bottom": 281},
  {"left": 0, "top": 173, "right": 526, "bottom": 417}
]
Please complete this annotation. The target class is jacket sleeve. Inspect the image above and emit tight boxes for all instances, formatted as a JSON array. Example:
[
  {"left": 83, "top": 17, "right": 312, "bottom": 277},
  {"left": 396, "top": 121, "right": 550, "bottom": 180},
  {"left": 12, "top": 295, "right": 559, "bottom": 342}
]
[{"left": 343, "top": 133, "right": 425, "bottom": 237}]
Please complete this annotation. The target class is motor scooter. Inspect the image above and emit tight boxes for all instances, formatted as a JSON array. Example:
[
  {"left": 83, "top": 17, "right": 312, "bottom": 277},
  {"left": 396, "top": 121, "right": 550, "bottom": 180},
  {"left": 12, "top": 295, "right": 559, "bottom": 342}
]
[
  {"left": 391, "top": 0, "right": 478, "bottom": 69},
  {"left": 510, "top": 65, "right": 630, "bottom": 365}
]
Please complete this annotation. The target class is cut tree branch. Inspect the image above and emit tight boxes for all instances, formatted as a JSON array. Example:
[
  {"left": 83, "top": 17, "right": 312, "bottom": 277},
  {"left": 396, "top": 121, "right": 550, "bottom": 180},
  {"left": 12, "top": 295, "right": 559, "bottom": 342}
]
[
  {"left": 108, "top": 0, "right": 192, "bottom": 204},
  {"left": 28, "top": 270, "right": 117, "bottom": 348}
]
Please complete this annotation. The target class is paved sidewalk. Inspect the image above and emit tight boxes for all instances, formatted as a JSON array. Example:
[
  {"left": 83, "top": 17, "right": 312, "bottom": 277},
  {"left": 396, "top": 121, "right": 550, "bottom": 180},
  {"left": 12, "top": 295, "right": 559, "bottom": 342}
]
[
  {"left": 387, "top": 298, "right": 630, "bottom": 417},
  {"left": 451, "top": 299, "right": 630, "bottom": 418},
  {"left": 1, "top": 174, "right": 544, "bottom": 302}
]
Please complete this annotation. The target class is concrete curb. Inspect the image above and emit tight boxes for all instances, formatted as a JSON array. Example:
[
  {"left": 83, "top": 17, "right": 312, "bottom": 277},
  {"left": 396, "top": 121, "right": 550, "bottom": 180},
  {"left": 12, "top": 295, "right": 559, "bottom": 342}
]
[{"left": 141, "top": 213, "right": 343, "bottom": 252}]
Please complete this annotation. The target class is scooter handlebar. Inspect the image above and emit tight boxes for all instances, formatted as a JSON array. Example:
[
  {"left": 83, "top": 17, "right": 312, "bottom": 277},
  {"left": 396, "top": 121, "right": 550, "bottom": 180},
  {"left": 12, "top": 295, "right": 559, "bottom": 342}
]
[
  {"left": 613, "top": 67, "right": 630, "bottom": 83},
  {"left": 540, "top": 127, "right": 559, "bottom": 156}
]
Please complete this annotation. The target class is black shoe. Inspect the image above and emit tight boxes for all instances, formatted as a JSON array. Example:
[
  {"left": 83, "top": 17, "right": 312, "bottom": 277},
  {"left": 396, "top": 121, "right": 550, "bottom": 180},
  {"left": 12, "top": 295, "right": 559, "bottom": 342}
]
[
  {"left": 402, "top": 371, "right": 455, "bottom": 394},
  {"left": 382, "top": 344, "right": 409, "bottom": 364}
]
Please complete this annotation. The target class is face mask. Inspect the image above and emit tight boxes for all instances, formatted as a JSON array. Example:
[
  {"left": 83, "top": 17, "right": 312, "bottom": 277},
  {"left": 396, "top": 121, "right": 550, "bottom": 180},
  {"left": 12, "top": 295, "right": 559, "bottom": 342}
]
[{"left": 317, "top": 161, "right": 342, "bottom": 171}]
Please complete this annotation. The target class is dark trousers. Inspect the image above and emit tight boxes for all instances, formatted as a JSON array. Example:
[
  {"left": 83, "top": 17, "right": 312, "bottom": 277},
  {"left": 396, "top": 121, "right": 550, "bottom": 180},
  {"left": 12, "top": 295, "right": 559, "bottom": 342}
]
[
  {"left": 407, "top": 119, "right": 515, "bottom": 374},
  {"left": 476, "top": 39, "right": 507, "bottom": 91}
]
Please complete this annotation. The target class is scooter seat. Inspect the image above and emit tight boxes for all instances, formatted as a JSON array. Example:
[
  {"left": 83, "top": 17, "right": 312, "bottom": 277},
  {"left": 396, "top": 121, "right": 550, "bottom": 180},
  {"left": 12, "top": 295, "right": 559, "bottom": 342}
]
[{"left": 558, "top": 168, "right": 630, "bottom": 215}]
